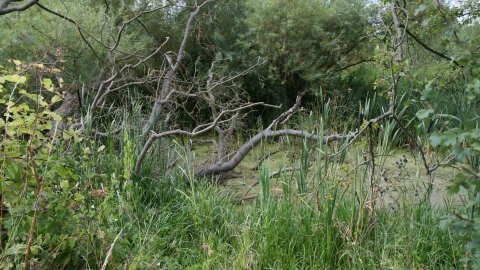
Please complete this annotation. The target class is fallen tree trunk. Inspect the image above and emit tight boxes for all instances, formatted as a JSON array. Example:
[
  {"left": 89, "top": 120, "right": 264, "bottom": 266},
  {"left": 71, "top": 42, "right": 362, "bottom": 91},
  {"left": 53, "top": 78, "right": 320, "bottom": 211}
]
[
  {"left": 195, "top": 92, "right": 356, "bottom": 178},
  {"left": 195, "top": 129, "right": 355, "bottom": 178},
  {"left": 134, "top": 91, "right": 356, "bottom": 178}
]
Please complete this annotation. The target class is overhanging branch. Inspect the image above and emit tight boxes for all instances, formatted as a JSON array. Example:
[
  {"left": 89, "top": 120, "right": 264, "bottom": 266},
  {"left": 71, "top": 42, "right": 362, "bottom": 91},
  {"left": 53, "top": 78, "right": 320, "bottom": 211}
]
[
  {"left": 400, "top": 24, "right": 460, "bottom": 66},
  {"left": 0, "top": 0, "right": 38, "bottom": 15}
]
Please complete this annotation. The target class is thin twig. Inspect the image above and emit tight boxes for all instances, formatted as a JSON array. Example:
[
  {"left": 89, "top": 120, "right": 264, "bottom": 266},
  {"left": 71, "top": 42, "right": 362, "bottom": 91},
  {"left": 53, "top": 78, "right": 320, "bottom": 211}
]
[
  {"left": 100, "top": 228, "right": 124, "bottom": 270},
  {"left": 252, "top": 150, "right": 279, "bottom": 171}
]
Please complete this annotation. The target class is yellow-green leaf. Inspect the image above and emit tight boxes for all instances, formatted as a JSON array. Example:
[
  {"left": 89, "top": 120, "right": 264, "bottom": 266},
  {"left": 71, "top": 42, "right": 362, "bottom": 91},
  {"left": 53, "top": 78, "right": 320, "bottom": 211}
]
[
  {"left": 42, "top": 78, "right": 54, "bottom": 92},
  {"left": 97, "top": 145, "right": 106, "bottom": 152},
  {"left": 8, "top": 59, "right": 21, "bottom": 66},
  {"left": 17, "top": 127, "right": 32, "bottom": 135},
  {"left": 30, "top": 246, "right": 40, "bottom": 256},
  {"left": 74, "top": 193, "right": 84, "bottom": 201},
  {"left": 60, "top": 180, "right": 69, "bottom": 190},
  {"left": 51, "top": 95, "right": 62, "bottom": 104},
  {"left": 2, "top": 74, "right": 26, "bottom": 84},
  {"left": 45, "top": 111, "right": 62, "bottom": 122}
]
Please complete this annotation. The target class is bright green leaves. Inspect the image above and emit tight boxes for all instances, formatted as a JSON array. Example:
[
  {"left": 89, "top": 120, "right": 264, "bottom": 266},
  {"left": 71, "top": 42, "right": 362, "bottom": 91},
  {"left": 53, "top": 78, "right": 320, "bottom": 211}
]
[
  {"left": 0, "top": 59, "right": 89, "bottom": 268},
  {"left": 428, "top": 128, "right": 480, "bottom": 160},
  {"left": 73, "top": 193, "right": 85, "bottom": 201},
  {"left": 60, "top": 180, "right": 70, "bottom": 190},
  {"left": 440, "top": 128, "right": 466, "bottom": 146},
  {"left": 0, "top": 74, "right": 27, "bottom": 84}
]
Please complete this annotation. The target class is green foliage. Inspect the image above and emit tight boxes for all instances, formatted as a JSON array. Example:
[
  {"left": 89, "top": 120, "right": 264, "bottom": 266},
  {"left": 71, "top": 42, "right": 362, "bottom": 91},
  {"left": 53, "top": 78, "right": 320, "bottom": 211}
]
[
  {"left": 2, "top": 1, "right": 478, "bottom": 268},
  {"left": 244, "top": 0, "right": 371, "bottom": 82},
  {"left": 0, "top": 60, "right": 124, "bottom": 269},
  {"left": 408, "top": 1, "right": 480, "bottom": 266},
  {"left": 0, "top": 61, "right": 85, "bottom": 268}
]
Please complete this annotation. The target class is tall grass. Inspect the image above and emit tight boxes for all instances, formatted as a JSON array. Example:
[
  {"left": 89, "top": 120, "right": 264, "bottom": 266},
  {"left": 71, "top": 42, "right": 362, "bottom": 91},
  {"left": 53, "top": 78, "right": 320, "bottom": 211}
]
[{"left": 61, "top": 134, "right": 464, "bottom": 269}]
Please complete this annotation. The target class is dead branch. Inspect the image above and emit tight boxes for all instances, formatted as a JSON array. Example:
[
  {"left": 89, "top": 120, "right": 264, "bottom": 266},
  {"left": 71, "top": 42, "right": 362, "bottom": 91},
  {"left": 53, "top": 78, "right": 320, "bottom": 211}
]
[
  {"left": 91, "top": 38, "right": 169, "bottom": 108},
  {"left": 204, "top": 57, "right": 266, "bottom": 161},
  {"left": 195, "top": 93, "right": 357, "bottom": 178},
  {"left": 270, "top": 167, "right": 300, "bottom": 178},
  {"left": 143, "top": 0, "right": 214, "bottom": 135},
  {"left": 241, "top": 180, "right": 260, "bottom": 199},
  {"left": 134, "top": 101, "right": 280, "bottom": 173},
  {"left": 0, "top": 0, "right": 38, "bottom": 15},
  {"left": 235, "top": 194, "right": 258, "bottom": 202}
]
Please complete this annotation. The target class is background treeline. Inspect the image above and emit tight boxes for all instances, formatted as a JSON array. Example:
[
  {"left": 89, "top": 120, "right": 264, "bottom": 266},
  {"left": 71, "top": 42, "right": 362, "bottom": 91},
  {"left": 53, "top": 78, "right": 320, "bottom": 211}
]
[{"left": 0, "top": 0, "right": 410, "bottom": 128}]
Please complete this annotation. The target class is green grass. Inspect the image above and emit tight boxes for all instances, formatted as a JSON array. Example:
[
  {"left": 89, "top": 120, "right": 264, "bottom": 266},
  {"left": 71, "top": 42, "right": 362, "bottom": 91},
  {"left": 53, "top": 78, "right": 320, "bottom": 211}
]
[
  {"left": 1, "top": 135, "right": 465, "bottom": 269},
  {"left": 110, "top": 172, "right": 461, "bottom": 269}
]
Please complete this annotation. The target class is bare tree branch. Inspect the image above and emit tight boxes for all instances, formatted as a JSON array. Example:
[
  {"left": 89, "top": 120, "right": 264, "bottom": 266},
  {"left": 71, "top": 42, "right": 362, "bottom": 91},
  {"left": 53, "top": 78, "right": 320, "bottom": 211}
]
[
  {"left": 143, "top": 0, "right": 214, "bottom": 135},
  {"left": 91, "top": 37, "right": 170, "bottom": 107},
  {"left": 109, "top": 4, "right": 168, "bottom": 53},
  {"left": 196, "top": 129, "right": 356, "bottom": 178},
  {"left": 0, "top": 0, "right": 38, "bottom": 15},
  {"left": 400, "top": 25, "right": 460, "bottom": 66},
  {"left": 134, "top": 101, "right": 280, "bottom": 173},
  {"left": 195, "top": 93, "right": 357, "bottom": 178}
]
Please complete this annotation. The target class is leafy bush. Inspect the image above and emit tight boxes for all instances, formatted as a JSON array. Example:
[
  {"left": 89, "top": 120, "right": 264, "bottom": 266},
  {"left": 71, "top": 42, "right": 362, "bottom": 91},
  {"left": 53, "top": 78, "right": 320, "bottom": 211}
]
[{"left": 0, "top": 60, "right": 111, "bottom": 269}]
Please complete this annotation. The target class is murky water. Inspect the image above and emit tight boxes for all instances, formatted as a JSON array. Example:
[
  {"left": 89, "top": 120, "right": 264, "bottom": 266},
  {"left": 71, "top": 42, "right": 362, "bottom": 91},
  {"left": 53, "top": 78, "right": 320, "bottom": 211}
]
[{"left": 187, "top": 138, "right": 468, "bottom": 207}]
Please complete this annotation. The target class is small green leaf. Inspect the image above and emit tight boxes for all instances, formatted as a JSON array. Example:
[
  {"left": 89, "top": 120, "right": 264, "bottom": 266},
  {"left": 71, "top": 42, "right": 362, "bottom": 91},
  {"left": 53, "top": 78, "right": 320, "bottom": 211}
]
[
  {"left": 60, "top": 180, "right": 69, "bottom": 190},
  {"left": 51, "top": 95, "right": 62, "bottom": 104},
  {"left": 57, "top": 166, "right": 69, "bottom": 178},
  {"left": 68, "top": 237, "right": 75, "bottom": 248},
  {"left": 442, "top": 130, "right": 460, "bottom": 146},
  {"left": 1, "top": 74, "right": 26, "bottom": 84},
  {"left": 74, "top": 193, "right": 84, "bottom": 201},
  {"left": 416, "top": 109, "right": 433, "bottom": 120},
  {"left": 429, "top": 133, "right": 442, "bottom": 147},
  {"left": 410, "top": 69, "right": 418, "bottom": 78},
  {"left": 45, "top": 111, "right": 62, "bottom": 122},
  {"left": 42, "top": 78, "right": 54, "bottom": 92},
  {"left": 470, "top": 129, "right": 480, "bottom": 139},
  {"left": 451, "top": 145, "right": 469, "bottom": 160}
]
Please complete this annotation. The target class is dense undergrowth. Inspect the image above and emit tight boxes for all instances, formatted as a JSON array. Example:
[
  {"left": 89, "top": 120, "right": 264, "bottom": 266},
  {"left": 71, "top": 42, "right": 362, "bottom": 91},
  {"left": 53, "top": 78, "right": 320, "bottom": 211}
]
[
  {"left": 0, "top": 87, "right": 467, "bottom": 269},
  {"left": 2, "top": 1, "right": 480, "bottom": 268},
  {"left": 0, "top": 64, "right": 472, "bottom": 269}
]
